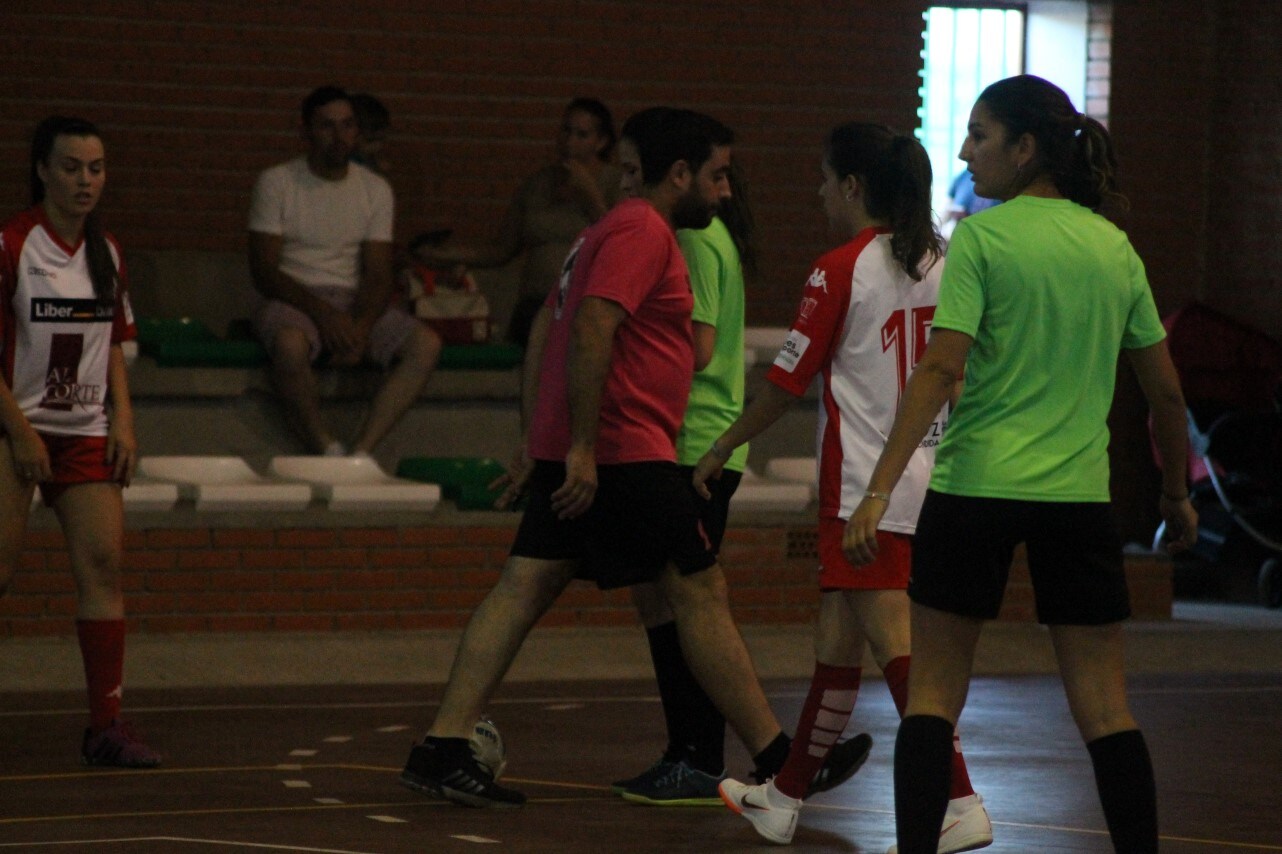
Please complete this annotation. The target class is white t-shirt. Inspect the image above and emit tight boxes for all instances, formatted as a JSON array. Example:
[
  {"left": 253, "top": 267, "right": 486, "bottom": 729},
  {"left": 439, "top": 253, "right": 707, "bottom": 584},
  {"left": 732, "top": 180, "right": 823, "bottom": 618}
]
[
  {"left": 247, "top": 157, "right": 393, "bottom": 290},
  {"left": 767, "top": 228, "right": 945, "bottom": 533}
]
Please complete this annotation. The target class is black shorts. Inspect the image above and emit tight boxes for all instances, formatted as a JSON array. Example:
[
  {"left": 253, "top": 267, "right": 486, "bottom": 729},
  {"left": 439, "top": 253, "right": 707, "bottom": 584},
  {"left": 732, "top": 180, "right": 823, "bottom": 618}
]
[
  {"left": 680, "top": 464, "right": 742, "bottom": 553},
  {"left": 510, "top": 460, "right": 718, "bottom": 590},
  {"left": 910, "top": 490, "right": 1130, "bottom": 626}
]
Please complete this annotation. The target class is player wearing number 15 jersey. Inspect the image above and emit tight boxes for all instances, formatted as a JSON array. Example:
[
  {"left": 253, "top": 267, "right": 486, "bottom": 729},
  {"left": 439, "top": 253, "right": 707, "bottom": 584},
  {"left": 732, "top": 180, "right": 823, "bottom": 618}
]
[
  {"left": 694, "top": 123, "right": 989, "bottom": 850},
  {"left": 0, "top": 116, "right": 157, "bottom": 769}
]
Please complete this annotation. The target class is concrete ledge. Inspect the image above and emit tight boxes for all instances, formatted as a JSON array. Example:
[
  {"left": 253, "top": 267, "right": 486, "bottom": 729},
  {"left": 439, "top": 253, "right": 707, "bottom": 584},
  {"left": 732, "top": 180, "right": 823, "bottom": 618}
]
[{"left": 2, "top": 602, "right": 1278, "bottom": 692}]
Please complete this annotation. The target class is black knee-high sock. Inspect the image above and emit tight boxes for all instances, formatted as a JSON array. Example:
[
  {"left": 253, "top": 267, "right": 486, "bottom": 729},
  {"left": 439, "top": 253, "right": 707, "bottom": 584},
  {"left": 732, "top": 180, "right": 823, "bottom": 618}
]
[
  {"left": 646, "top": 621, "right": 726, "bottom": 774},
  {"left": 1087, "top": 729, "right": 1158, "bottom": 854},
  {"left": 894, "top": 715, "right": 954, "bottom": 854}
]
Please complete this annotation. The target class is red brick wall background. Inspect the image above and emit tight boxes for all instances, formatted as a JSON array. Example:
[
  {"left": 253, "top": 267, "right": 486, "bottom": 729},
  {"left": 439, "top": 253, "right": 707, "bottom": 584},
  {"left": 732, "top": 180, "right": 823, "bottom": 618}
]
[
  {"left": 3, "top": 1, "right": 1277, "bottom": 326},
  {"left": 0, "top": 521, "right": 1171, "bottom": 637},
  {"left": 0, "top": 0, "right": 928, "bottom": 325},
  {"left": 0, "top": 0, "right": 1278, "bottom": 565}
]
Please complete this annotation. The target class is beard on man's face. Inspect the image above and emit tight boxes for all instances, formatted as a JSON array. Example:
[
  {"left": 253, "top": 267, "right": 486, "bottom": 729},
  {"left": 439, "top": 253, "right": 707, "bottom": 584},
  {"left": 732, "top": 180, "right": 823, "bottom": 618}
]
[{"left": 671, "top": 187, "right": 716, "bottom": 230}]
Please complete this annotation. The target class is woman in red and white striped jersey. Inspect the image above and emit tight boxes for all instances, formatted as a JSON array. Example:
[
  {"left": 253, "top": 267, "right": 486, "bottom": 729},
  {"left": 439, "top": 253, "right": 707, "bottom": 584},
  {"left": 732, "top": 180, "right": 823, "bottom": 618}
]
[{"left": 0, "top": 116, "right": 158, "bottom": 768}]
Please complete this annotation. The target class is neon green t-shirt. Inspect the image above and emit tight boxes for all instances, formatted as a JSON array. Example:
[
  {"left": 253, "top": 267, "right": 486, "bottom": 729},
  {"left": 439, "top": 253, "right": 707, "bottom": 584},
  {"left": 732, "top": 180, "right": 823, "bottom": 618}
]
[
  {"left": 675, "top": 217, "right": 749, "bottom": 471},
  {"left": 930, "top": 196, "right": 1167, "bottom": 501}
]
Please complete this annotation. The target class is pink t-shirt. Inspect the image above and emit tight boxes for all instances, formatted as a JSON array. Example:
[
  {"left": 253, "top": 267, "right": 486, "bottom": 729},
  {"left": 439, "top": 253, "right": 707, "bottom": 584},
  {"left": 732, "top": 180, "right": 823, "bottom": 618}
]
[{"left": 528, "top": 198, "right": 694, "bottom": 464}]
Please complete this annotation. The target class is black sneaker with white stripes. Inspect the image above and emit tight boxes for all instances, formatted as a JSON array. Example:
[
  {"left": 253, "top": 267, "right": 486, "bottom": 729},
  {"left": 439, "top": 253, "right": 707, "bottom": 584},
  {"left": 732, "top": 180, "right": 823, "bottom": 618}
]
[{"left": 400, "top": 736, "right": 526, "bottom": 808}]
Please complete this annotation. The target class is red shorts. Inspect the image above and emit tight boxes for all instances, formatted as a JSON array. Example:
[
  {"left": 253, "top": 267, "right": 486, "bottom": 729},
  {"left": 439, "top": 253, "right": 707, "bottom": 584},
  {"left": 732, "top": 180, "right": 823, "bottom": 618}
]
[
  {"left": 817, "top": 517, "right": 913, "bottom": 590},
  {"left": 37, "top": 433, "right": 116, "bottom": 506}
]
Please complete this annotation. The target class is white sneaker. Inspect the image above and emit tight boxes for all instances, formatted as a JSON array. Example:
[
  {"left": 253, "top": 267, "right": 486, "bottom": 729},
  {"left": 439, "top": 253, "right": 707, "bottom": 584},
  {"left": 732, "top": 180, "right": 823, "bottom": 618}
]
[
  {"left": 718, "top": 778, "right": 800, "bottom": 845},
  {"left": 886, "top": 793, "right": 993, "bottom": 854}
]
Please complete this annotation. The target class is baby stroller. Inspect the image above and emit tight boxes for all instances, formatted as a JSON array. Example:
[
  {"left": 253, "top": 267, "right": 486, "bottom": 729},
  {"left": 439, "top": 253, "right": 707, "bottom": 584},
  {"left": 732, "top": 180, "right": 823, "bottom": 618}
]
[{"left": 1151, "top": 302, "right": 1282, "bottom": 607}]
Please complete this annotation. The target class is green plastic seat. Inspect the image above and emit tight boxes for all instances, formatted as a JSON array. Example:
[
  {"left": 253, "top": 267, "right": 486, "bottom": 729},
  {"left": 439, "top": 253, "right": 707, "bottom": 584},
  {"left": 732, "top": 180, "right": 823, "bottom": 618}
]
[
  {"left": 437, "top": 343, "right": 524, "bottom": 371},
  {"left": 396, "top": 457, "right": 508, "bottom": 510},
  {"left": 135, "top": 316, "right": 217, "bottom": 351},
  {"left": 149, "top": 338, "right": 269, "bottom": 368}
]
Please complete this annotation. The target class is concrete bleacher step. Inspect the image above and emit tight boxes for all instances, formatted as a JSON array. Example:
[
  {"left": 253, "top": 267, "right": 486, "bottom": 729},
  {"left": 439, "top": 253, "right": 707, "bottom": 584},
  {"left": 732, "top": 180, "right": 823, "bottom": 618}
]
[
  {"left": 732, "top": 467, "right": 813, "bottom": 513},
  {"left": 762, "top": 456, "right": 819, "bottom": 504},
  {"left": 764, "top": 456, "right": 817, "bottom": 484},
  {"left": 122, "top": 478, "right": 181, "bottom": 511},
  {"left": 268, "top": 456, "right": 441, "bottom": 512},
  {"left": 26, "top": 477, "right": 180, "bottom": 513},
  {"left": 138, "top": 456, "right": 312, "bottom": 512}
]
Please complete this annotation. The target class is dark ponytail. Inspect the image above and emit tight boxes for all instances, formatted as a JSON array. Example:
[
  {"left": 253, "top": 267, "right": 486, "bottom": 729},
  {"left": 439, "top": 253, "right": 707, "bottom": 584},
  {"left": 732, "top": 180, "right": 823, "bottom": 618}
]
[
  {"left": 718, "top": 161, "right": 758, "bottom": 280},
  {"left": 977, "top": 75, "right": 1127, "bottom": 213},
  {"left": 30, "top": 116, "right": 118, "bottom": 306},
  {"left": 826, "top": 122, "right": 942, "bottom": 281}
]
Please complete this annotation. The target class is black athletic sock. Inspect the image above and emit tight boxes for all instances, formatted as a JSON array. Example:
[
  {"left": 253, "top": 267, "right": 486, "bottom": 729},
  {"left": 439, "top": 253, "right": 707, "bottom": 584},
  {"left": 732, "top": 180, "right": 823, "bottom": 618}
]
[
  {"left": 646, "top": 621, "right": 726, "bottom": 774},
  {"left": 751, "top": 731, "right": 792, "bottom": 780},
  {"left": 1087, "top": 729, "right": 1158, "bottom": 854},
  {"left": 894, "top": 715, "right": 954, "bottom": 854}
]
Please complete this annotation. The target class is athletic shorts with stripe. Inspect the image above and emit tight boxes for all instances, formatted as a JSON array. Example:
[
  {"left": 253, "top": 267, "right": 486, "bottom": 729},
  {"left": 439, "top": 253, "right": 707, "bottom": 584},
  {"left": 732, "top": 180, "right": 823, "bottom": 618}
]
[
  {"left": 33, "top": 433, "right": 117, "bottom": 506},
  {"left": 511, "top": 460, "right": 718, "bottom": 590},
  {"left": 818, "top": 516, "right": 913, "bottom": 590}
]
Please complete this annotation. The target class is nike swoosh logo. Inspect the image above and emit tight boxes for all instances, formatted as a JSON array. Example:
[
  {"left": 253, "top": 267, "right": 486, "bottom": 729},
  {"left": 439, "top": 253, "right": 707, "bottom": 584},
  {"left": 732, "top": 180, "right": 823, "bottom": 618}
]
[{"left": 941, "top": 819, "right": 962, "bottom": 835}]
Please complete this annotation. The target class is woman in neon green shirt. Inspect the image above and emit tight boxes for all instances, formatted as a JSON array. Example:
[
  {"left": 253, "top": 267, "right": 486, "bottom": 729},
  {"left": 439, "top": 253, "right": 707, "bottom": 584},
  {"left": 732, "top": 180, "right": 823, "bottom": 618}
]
[{"left": 846, "top": 75, "right": 1198, "bottom": 854}]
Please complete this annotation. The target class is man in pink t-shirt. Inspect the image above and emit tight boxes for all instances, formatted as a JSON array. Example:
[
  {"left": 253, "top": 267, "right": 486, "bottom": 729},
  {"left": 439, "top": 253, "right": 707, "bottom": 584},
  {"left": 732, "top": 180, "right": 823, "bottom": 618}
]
[{"left": 399, "top": 108, "right": 792, "bottom": 809}]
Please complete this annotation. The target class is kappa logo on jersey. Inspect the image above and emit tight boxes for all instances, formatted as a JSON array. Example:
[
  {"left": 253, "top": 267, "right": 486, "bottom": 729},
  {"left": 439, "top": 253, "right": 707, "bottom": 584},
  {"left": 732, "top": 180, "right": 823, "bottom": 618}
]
[
  {"left": 774, "top": 328, "right": 811, "bottom": 373},
  {"left": 805, "top": 267, "right": 828, "bottom": 293},
  {"left": 30, "top": 298, "right": 114, "bottom": 323},
  {"left": 27, "top": 265, "right": 58, "bottom": 279}
]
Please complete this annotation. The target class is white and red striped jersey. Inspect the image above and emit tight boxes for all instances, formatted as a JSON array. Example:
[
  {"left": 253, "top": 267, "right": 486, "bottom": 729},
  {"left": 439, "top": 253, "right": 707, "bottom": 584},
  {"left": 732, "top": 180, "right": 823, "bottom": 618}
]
[
  {"left": 766, "top": 228, "right": 945, "bottom": 532},
  {"left": 0, "top": 207, "right": 135, "bottom": 437}
]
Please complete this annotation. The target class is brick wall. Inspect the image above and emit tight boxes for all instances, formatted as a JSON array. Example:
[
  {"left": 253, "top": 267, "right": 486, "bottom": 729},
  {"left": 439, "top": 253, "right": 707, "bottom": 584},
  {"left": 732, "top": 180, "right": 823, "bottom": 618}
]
[
  {"left": 1, "top": 0, "right": 930, "bottom": 325},
  {"left": 0, "top": 519, "right": 1171, "bottom": 637}
]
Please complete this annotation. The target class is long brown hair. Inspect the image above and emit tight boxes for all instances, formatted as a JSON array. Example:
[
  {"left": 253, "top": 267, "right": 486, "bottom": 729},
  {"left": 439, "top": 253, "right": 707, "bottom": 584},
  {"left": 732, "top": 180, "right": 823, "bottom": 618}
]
[
  {"left": 977, "top": 74, "right": 1126, "bottom": 213},
  {"left": 30, "top": 116, "right": 118, "bottom": 306},
  {"left": 826, "top": 122, "right": 942, "bottom": 281}
]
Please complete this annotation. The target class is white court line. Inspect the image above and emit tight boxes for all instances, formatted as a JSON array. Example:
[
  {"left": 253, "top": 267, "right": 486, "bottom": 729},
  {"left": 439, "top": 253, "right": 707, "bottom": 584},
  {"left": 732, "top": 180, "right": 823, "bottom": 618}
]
[
  {"left": 323, "top": 736, "right": 351, "bottom": 743},
  {"left": 0, "top": 696, "right": 659, "bottom": 718},
  {"left": 0, "top": 838, "right": 383, "bottom": 853},
  {"left": 9, "top": 683, "right": 1282, "bottom": 719},
  {"left": 281, "top": 780, "right": 311, "bottom": 789},
  {"left": 804, "top": 803, "right": 1282, "bottom": 851},
  {"left": 375, "top": 725, "right": 409, "bottom": 733},
  {"left": 364, "top": 815, "right": 406, "bottom": 823},
  {"left": 450, "top": 835, "right": 501, "bottom": 844},
  {"left": 288, "top": 750, "right": 317, "bottom": 757}
]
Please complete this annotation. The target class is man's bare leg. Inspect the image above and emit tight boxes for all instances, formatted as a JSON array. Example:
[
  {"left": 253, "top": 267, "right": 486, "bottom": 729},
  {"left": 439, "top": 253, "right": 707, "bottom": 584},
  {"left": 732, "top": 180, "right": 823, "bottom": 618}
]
[
  {"left": 268, "top": 327, "right": 334, "bottom": 453},
  {"left": 427, "top": 555, "right": 576, "bottom": 738},
  {"left": 352, "top": 324, "right": 442, "bottom": 455},
  {"left": 658, "top": 562, "right": 782, "bottom": 755}
]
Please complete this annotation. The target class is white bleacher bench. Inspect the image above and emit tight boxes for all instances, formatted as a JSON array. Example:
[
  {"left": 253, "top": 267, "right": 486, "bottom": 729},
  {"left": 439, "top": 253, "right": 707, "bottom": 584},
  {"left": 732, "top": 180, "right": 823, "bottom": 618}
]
[
  {"left": 27, "top": 477, "right": 179, "bottom": 512},
  {"left": 268, "top": 456, "right": 441, "bottom": 512},
  {"left": 138, "top": 456, "right": 312, "bottom": 512}
]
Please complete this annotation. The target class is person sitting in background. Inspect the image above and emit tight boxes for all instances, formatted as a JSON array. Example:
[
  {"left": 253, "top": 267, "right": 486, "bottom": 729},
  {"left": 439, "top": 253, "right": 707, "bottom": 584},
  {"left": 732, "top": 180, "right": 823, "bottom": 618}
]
[
  {"left": 248, "top": 85, "right": 441, "bottom": 457},
  {"left": 350, "top": 92, "right": 392, "bottom": 176},
  {"left": 941, "top": 169, "right": 997, "bottom": 241},
  {"left": 412, "top": 97, "right": 622, "bottom": 347}
]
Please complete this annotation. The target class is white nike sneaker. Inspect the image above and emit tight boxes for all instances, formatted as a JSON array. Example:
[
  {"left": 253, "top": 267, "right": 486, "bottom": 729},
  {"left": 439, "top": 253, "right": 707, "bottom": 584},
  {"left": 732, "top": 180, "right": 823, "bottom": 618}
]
[
  {"left": 719, "top": 777, "right": 801, "bottom": 845},
  {"left": 886, "top": 793, "right": 993, "bottom": 854}
]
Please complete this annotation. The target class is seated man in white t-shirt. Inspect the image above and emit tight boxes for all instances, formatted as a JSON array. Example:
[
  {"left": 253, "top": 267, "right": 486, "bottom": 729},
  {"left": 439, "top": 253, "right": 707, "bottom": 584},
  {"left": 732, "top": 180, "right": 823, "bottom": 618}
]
[{"left": 248, "top": 85, "right": 441, "bottom": 456}]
